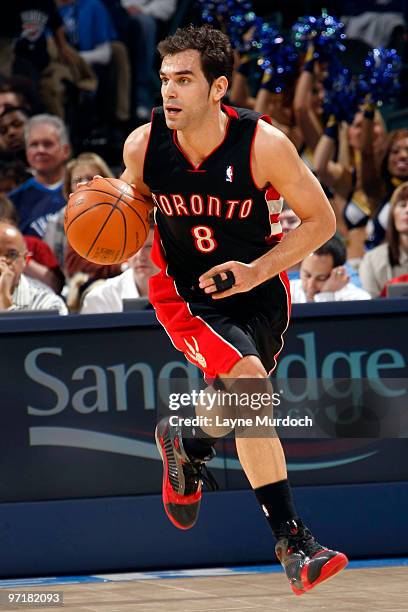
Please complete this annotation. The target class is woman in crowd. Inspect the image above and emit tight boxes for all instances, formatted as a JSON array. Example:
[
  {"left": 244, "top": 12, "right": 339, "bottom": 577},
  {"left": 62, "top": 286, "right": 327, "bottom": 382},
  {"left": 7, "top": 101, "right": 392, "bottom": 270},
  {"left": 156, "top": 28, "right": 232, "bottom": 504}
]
[
  {"left": 360, "top": 181, "right": 408, "bottom": 297},
  {"left": 45, "top": 151, "right": 126, "bottom": 310},
  {"left": 291, "top": 47, "right": 326, "bottom": 169},
  {"left": 313, "top": 109, "right": 386, "bottom": 261},
  {"left": 230, "top": 44, "right": 323, "bottom": 153},
  {"left": 253, "top": 71, "right": 304, "bottom": 150},
  {"left": 361, "top": 126, "right": 408, "bottom": 249},
  {"left": 0, "top": 194, "right": 64, "bottom": 293},
  {"left": 45, "top": 151, "right": 116, "bottom": 273}
]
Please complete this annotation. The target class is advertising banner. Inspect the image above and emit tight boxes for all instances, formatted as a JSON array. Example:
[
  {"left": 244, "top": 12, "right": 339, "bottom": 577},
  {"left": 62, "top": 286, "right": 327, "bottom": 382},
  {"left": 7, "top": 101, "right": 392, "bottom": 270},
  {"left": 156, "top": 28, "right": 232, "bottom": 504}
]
[{"left": 1, "top": 303, "right": 407, "bottom": 502}]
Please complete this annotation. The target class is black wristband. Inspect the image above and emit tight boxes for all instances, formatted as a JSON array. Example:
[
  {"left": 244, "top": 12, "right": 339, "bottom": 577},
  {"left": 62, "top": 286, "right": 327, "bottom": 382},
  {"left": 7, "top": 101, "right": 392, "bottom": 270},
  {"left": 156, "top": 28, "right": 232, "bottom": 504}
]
[
  {"left": 303, "top": 59, "right": 315, "bottom": 73},
  {"left": 324, "top": 123, "right": 338, "bottom": 139},
  {"left": 213, "top": 270, "right": 235, "bottom": 292},
  {"left": 237, "top": 61, "right": 251, "bottom": 77}
]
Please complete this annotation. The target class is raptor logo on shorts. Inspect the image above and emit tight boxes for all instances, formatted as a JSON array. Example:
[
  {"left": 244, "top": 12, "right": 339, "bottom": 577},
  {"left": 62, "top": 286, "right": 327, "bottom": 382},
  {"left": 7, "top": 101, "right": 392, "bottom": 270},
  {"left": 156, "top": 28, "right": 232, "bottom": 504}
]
[{"left": 184, "top": 336, "right": 207, "bottom": 368}]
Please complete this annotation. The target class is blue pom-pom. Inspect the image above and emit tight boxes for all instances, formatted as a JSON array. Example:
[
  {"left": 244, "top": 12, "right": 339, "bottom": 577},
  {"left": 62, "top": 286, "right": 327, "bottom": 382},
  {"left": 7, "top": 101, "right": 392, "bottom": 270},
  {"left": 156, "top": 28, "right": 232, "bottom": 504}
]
[
  {"left": 292, "top": 12, "right": 346, "bottom": 59},
  {"left": 323, "top": 63, "right": 362, "bottom": 123},
  {"left": 259, "top": 41, "right": 299, "bottom": 93},
  {"left": 195, "top": 0, "right": 258, "bottom": 49},
  {"left": 228, "top": 11, "right": 260, "bottom": 49},
  {"left": 197, "top": 0, "right": 219, "bottom": 24},
  {"left": 232, "top": 17, "right": 299, "bottom": 92},
  {"left": 359, "top": 47, "right": 401, "bottom": 105},
  {"left": 240, "top": 20, "right": 281, "bottom": 55}
]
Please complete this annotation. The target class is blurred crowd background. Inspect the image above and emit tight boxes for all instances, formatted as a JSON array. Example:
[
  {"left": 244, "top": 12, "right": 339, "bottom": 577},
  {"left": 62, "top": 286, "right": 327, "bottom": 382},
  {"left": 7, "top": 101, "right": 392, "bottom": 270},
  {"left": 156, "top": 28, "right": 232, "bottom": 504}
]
[{"left": 0, "top": 0, "right": 408, "bottom": 315}]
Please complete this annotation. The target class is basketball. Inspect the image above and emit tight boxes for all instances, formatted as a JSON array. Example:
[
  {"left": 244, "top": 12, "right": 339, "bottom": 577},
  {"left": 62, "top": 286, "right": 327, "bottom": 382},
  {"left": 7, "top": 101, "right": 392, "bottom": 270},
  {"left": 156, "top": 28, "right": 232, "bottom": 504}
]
[{"left": 64, "top": 177, "right": 150, "bottom": 265}]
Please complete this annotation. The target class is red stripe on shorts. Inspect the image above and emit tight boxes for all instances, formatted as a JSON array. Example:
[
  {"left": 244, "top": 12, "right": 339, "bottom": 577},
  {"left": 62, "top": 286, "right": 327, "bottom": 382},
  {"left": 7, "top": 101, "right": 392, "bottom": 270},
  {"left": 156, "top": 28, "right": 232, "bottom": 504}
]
[{"left": 149, "top": 228, "right": 243, "bottom": 377}]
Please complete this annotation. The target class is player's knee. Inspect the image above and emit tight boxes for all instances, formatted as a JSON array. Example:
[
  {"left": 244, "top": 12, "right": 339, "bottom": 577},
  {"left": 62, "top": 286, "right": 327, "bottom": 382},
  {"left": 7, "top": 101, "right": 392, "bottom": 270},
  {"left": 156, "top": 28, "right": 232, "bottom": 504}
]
[{"left": 222, "top": 355, "right": 268, "bottom": 379}]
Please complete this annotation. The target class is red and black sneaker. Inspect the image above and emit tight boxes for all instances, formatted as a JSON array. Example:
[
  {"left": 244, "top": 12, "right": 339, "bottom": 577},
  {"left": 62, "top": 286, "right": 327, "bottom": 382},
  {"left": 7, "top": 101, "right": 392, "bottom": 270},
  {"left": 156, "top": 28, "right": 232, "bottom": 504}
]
[
  {"left": 275, "top": 519, "right": 348, "bottom": 596},
  {"left": 155, "top": 417, "right": 217, "bottom": 530}
]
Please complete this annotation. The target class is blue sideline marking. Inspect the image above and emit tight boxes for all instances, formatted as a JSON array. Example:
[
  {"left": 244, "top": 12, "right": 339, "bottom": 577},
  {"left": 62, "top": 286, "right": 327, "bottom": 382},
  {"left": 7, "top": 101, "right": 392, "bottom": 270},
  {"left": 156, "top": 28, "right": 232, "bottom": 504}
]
[{"left": 1, "top": 558, "right": 407, "bottom": 588}]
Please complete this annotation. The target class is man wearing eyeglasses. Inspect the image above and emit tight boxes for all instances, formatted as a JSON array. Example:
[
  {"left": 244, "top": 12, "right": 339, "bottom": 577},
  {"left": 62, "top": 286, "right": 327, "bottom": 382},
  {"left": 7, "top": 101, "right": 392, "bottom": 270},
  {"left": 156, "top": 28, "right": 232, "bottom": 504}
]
[{"left": 0, "top": 221, "right": 67, "bottom": 314}]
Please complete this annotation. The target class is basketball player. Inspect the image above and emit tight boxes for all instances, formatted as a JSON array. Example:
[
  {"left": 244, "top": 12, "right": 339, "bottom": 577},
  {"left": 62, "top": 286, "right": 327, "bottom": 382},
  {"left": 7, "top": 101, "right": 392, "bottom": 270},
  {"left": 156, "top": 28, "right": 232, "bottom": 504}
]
[{"left": 120, "top": 25, "right": 348, "bottom": 595}]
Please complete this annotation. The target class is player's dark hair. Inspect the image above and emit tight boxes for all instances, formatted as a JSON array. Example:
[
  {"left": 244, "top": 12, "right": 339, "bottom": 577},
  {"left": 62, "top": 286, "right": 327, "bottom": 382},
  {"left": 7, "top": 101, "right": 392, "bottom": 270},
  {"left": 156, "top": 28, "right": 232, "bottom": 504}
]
[
  {"left": 157, "top": 24, "right": 233, "bottom": 87},
  {"left": 314, "top": 236, "right": 346, "bottom": 267}
]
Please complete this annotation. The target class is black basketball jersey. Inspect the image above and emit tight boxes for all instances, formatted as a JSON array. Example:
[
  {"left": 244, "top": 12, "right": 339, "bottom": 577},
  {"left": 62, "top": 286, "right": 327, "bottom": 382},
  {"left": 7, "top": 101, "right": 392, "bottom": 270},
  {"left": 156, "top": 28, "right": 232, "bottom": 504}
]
[{"left": 143, "top": 105, "right": 283, "bottom": 285}]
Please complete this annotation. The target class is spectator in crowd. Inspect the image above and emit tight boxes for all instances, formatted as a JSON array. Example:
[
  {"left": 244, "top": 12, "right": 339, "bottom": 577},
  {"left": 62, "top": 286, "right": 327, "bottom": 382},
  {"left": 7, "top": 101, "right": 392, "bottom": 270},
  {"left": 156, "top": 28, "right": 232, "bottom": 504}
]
[
  {"left": 0, "top": 194, "right": 64, "bottom": 293},
  {"left": 291, "top": 236, "right": 371, "bottom": 302},
  {"left": 255, "top": 84, "right": 304, "bottom": 150},
  {"left": 8, "top": 114, "right": 70, "bottom": 239},
  {"left": 57, "top": 152, "right": 125, "bottom": 307},
  {"left": 1, "top": 1, "right": 81, "bottom": 115},
  {"left": 41, "top": 36, "right": 98, "bottom": 123},
  {"left": 280, "top": 203, "right": 301, "bottom": 280},
  {"left": 230, "top": 43, "right": 303, "bottom": 149},
  {"left": 340, "top": 0, "right": 406, "bottom": 49},
  {"left": 48, "top": 152, "right": 123, "bottom": 284},
  {"left": 292, "top": 44, "right": 325, "bottom": 170},
  {"left": 0, "top": 75, "right": 43, "bottom": 116},
  {"left": 0, "top": 90, "right": 24, "bottom": 117},
  {"left": 57, "top": 0, "right": 131, "bottom": 135},
  {"left": 45, "top": 151, "right": 113, "bottom": 268},
  {"left": 0, "top": 85, "right": 30, "bottom": 155},
  {"left": 229, "top": 52, "right": 259, "bottom": 111},
  {"left": 120, "top": 0, "right": 177, "bottom": 121},
  {"left": 361, "top": 126, "right": 408, "bottom": 249},
  {"left": 0, "top": 160, "right": 32, "bottom": 193},
  {"left": 313, "top": 109, "right": 386, "bottom": 260},
  {"left": 80, "top": 226, "right": 158, "bottom": 313},
  {"left": 0, "top": 220, "right": 67, "bottom": 313},
  {"left": 0, "top": 106, "right": 31, "bottom": 162},
  {"left": 279, "top": 204, "right": 362, "bottom": 287},
  {"left": 0, "top": 78, "right": 43, "bottom": 155},
  {"left": 360, "top": 181, "right": 408, "bottom": 297},
  {"left": 280, "top": 203, "right": 301, "bottom": 235}
]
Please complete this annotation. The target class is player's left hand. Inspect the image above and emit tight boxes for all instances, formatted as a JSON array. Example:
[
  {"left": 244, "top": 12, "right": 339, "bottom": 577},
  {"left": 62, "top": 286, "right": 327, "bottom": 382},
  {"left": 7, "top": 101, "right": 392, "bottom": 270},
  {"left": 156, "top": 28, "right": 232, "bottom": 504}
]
[{"left": 199, "top": 261, "right": 261, "bottom": 299}]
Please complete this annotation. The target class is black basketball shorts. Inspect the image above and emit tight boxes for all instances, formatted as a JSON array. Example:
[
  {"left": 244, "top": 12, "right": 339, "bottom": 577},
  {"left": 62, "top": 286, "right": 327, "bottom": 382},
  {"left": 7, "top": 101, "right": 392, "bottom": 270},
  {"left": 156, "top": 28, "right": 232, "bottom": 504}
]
[{"left": 149, "top": 267, "right": 291, "bottom": 378}]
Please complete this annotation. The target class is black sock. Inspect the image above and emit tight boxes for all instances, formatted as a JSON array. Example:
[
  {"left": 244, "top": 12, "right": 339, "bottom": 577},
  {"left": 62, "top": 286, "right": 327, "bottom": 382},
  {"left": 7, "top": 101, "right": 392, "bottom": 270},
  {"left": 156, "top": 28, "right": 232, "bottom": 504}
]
[{"left": 254, "top": 479, "right": 298, "bottom": 538}]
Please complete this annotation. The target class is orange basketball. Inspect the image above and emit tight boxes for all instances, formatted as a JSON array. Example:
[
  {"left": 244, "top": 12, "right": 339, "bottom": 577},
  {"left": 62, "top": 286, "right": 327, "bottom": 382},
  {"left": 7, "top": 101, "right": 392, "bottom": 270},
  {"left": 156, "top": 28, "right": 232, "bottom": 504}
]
[{"left": 64, "top": 177, "right": 150, "bottom": 265}]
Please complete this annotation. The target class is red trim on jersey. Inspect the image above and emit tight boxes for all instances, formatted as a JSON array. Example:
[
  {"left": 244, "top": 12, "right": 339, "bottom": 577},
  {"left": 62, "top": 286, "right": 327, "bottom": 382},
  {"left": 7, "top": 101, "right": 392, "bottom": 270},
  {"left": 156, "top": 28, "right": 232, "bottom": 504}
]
[
  {"left": 269, "top": 213, "right": 280, "bottom": 224},
  {"left": 149, "top": 228, "right": 243, "bottom": 377},
  {"left": 265, "top": 185, "right": 281, "bottom": 200},
  {"left": 222, "top": 104, "right": 239, "bottom": 119},
  {"left": 265, "top": 233, "right": 284, "bottom": 245},
  {"left": 269, "top": 271, "right": 291, "bottom": 374},
  {"left": 172, "top": 114, "right": 231, "bottom": 172}
]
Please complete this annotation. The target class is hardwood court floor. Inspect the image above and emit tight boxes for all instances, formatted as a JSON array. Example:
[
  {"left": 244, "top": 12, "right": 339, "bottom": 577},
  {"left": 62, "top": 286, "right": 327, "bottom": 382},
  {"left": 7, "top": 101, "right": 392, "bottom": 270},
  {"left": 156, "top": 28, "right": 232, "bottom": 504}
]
[{"left": 0, "top": 566, "right": 407, "bottom": 612}]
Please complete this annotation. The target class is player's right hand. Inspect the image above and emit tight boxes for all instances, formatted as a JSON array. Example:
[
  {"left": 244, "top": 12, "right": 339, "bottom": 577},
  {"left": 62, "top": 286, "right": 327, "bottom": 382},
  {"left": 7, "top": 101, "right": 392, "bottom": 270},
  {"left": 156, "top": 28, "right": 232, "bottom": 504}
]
[{"left": 70, "top": 175, "right": 103, "bottom": 197}]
